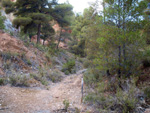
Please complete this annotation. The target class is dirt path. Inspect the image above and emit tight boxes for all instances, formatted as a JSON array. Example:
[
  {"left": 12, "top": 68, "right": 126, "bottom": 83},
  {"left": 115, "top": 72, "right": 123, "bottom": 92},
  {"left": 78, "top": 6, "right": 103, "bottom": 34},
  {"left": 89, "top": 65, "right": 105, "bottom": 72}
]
[{"left": 0, "top": 73, "right": 91, "bottom": 113}]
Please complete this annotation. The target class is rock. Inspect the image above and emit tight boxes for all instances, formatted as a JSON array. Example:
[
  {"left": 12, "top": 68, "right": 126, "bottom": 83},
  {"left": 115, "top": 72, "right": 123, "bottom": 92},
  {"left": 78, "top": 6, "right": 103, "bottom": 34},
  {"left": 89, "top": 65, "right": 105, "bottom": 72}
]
[
  {"left": 144, "top": 109, "right": 150, "bottom": 113},
  {"left": 136, "top": 106, "right": 145, "bottom": 113},
  {"left": 76, "top": 69, "right": 87, "bottom": 75}
]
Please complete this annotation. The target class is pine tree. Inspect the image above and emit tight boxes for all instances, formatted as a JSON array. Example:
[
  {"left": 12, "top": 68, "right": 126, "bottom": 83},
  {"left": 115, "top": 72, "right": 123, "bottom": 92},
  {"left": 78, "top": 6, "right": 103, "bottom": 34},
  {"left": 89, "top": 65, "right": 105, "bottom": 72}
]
[
  {"left": 52, "top": 3, "right": 73, "bottom": 49},
  {"left": 2, "top": 0, "right": 57, "bottom": 43},
  {"left": 41, "top": 23, "right": 55, "bottom": 45}
]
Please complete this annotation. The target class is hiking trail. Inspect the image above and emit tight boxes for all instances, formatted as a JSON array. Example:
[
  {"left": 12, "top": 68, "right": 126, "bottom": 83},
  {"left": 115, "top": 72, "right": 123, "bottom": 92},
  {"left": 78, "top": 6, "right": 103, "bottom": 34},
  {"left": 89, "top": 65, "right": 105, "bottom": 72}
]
[{"left": 0, "top": 72, "right": 92, "bottom": 113}]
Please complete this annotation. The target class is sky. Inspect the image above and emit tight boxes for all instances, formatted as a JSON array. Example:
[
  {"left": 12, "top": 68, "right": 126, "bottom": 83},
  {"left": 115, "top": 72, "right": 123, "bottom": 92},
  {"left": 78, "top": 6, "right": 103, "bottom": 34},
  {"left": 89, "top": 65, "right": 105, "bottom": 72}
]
[{"left": 58, "top": 0, "right": 103, "bottom": 14}]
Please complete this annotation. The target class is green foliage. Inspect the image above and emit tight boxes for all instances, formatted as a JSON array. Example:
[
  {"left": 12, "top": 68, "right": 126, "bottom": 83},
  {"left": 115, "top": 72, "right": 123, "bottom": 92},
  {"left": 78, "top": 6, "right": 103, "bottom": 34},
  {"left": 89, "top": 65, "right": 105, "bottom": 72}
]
[
  {"left": 13, "top": 17, "right": 32, "bottom": 28},
  {"left": 0, "top": 51, "right": 19, "bottom": 61},
  {"left": 115, "top": 87, "right": 138, "bottom": 113},
  {"left": 54, "top": 3, "right": 74, "bottom": 27},
  {"left": 2, "top": 0, "right": 58, "bottom": 43},
  {"left": 3, "top": 60, "right": 11, "bottom": 70},
  {"left": 9, "top": 74, "right": 29, "bottom": 87},
  {"left": 62, "top": 59, "right": 75, "bottom": 74},
  {"left": 31, "top": 67, "right": 62, "bottom": 84},
  {"left": 41, "top": 24, "right": 55, "bottom": 45},
  {"left": 84, "top": 69, "right": 102, "bottom": 88},
  {"left": 47, "top": 70, "right": 62, "bottom": 83},
  {"left": 33, "top": 43, "right": 48, "bottom": 52},
  {"left": 26, "top": 59, "right": 32, "bottom": 65},
  {"left": 69, "top": 39, "right": 86, "bottom": 57},
  {"left": 30, "top": 13, "right": 48, "bottom": 24},
  {"left": 40, "top": 78, "right": 48, "bottom": 86},
  {"left": 144, "top": 87, "right": 150, "bottom": 99},
  {"left": 2, "top": 0, "right": 13, "bottom": 7},
  {"left": 30, "top": 71, "right": 48, "bottom": 86},
  {"left": 84, "top": 78, "right": 138, "bottom": 112},
  {"left": 83, "top": 59, "right": 92, "bottom": 68},
  {"left": 0, "top": 11, "right": 5, "bottom": 30},
  {"left": 44, "top": 52, "right": 51, "bottom": 62},
  {"left": 0, "top": 78, "right": 5, "bottom": 85},
  {"left": 75, "top": 107, "right": 80, "bottom": 113},
  {"left": 63, "top": 100, "right": 70, "bottom": 112},
  {"left": 64, "top": 70, "right": 69, "bottom": 75},
  {"left": 3, "top": 0, "right": 74, "bottom": 44}
]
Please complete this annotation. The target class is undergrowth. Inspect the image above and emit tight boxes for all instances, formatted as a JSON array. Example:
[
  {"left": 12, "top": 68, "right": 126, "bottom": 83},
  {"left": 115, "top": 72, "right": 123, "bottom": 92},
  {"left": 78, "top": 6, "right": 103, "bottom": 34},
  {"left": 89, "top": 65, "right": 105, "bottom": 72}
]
[
  {"left": 84, "top": 69, "right": 141, "bottom": 113},
  {"left": 62, "top": 59, "right": 76, "bottom": 74}
]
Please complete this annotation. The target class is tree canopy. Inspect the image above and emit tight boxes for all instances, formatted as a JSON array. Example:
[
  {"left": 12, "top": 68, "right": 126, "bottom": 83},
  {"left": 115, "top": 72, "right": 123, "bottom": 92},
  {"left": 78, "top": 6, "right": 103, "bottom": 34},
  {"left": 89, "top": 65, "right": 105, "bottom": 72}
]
[{"left": 2, "top": 0, "right": 73, "bottom": 44}]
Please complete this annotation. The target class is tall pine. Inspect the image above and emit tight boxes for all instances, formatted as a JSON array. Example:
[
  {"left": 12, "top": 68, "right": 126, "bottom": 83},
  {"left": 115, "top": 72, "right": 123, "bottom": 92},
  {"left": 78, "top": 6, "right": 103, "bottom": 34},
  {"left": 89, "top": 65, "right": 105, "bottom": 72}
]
[{"left": 2, "top": 0, "right": 57, "bottom": 43}]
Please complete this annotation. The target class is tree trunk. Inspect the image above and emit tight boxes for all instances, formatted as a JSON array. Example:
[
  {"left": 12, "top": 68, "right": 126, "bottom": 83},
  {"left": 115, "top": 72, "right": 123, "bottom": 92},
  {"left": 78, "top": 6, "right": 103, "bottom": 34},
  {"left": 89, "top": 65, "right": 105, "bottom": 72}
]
[
  {"left": 122, "top": 3, "right": 127, "bottom": 76},
  {"left": 43, "top": 40, "right": 45, "bottom": 46},
  {"left": 29, "top": 34, "right": 32, "bottom": 42},
  {"left": 37, "top": 23, "right": 41, "bottom": 44},
  {"left": 103, "top": 0, "right": 106, "bottom": 23},
  {"left": 106, "top": 52, "right": 110, "bottom": 76},
  {"left": 118, "top": 46, "right": 121, "bottom": 78},
  {"left": 57, "top": 27, "right": 62, "bottom": 49},
  {"left": 123, "top": 43, "right": 126, "bottom": 62}
]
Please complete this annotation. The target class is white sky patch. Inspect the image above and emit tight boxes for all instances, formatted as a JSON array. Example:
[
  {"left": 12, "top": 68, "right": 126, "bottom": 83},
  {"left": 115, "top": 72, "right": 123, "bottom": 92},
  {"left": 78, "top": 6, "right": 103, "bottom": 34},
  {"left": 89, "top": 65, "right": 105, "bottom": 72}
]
[{"left": 58, "top": 0, "right": 103, "bottom": 14}]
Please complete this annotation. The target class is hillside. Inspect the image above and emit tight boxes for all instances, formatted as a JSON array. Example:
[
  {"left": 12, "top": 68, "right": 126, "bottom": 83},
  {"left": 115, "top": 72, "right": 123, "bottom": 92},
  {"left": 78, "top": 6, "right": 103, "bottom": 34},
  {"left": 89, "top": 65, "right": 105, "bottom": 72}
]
[
  {"left": 0, "top": 0, "right": 150, "bottom": 113},
  {"left": 0, "top": 30, "right": 48, "bottom": 75},
  {"left": 0, "top": 29, "right": 92, "bottom": 113}
]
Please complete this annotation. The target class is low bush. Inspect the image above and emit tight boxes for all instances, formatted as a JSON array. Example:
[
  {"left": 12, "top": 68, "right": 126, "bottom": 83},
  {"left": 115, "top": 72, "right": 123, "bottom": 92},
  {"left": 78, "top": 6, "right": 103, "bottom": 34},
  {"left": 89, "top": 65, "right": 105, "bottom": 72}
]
[
  {"left": 31, "top": 67, "right": 62, "bottom": 84},
  {"left": 142, "top": 59, "right": 150, "bottom": 68},
  {"left": 84, "top": 76, "right": 139, "bottom": 113},
  {"left": 30, "top": 72, "right": 47, "bottom": 85},
  {"left": 9, "top": 74, "right": 30, "bottom": 87},
  {"left": 27, "top": 59, "right": 32, "bottom": 65},
  {"left": 0, "top": 51, "right": 19, "bottom": 61},
  {"left": 47, "top": 70, "right": 62, "bottom": 83},
  {"left": 45, "top": 52, "right": 51, "bottom": 62},
  {"left": 62, "top": 59, "right": 75, "bottom": 74},
  {"left": 0, "top": 78, "right": 5, "bottom": 85},
  {"left": 40, "top": 78, "right": 48, "bottom": 86},
  {"left": 83, "top": 59, "right": 92, "bottom": 68},
  {"left": 63, "top": 100, "right": 70, "bottom": 112},
  {"left": 64, "top": 70, "right": 70, "bottom": 75},
  {"left": 144, "top": 86, "right": 150, "bottom": 99},
  {"left": 84, "top": 69, "right": 102, "bottom": 88}
]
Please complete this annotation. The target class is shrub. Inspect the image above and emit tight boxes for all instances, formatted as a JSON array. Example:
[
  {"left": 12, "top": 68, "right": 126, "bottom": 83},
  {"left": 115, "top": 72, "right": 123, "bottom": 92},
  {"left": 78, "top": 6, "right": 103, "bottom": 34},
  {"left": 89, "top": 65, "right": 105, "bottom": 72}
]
[
  {"left": 31, "top": 68, "right": 62, "bottom": 84},
  {"left": 32, "top": 43, "right": 48, "bottom": 52},
  {"left": 0, "top": 78, "right": 5, "bottom": 85},
  {"left": 62, "top": 59, "right": 75, "bottom": 74},
  {"left": 30, "top": 71, "right": 48, "bottom": 85},
  {"left": 40, "top": 78, "right": 48, "bottom": 86},
  {"left": 3, "top": 60, "right": 11, "bottom": 70},
  {"left": 75, "top": 107, "right": 80, "bottom": 113},
  {"left": 142, "top": 59, "right": 150, "bottom": 68},
  {"left": 0, "top": 51, "right": 19, "bottom": 61},
  {"left": 83, "top": 69, "right": 102, "bottom": 87},
  {"left": 83, "top": 59, "right": 92, "bottom": 68},
  {"left": 115, "top": 87, "right": 138, "bottom": 113},
  {"left": 9, "top": 74, "right": 29, "bottom": 87},
  {"left": 69, "top": 39, "right": 85, "bottom": 57},
  {"left": 64, "top": 70, "right": 70, "bottom": 75},
  {"left": 45, "top": 52, "right": 51, "bottom": 62},
  {"left": 0, "top": 11, "right": 5, "bottom": 30},
  {"left": 47, "top": 70, "right": 62, "bottom": 83},
  {"left": 144, "top": 87, "right": 150, "bottom": 99},
  {"left": 84, "top": 77, "right": 138, "bottom": 113},
  {"left": 27, "top": 59, "right": 32, "bottom": 65},
  {"left": 63, "top": 100, "right": 70, "bottom": 112}
]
